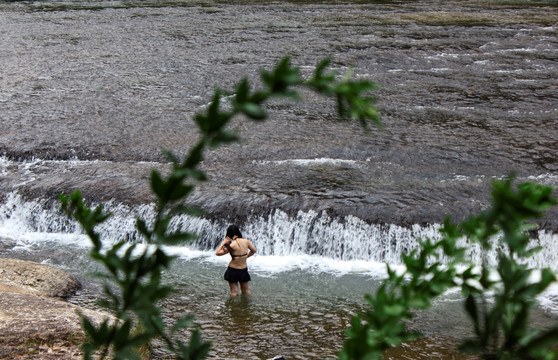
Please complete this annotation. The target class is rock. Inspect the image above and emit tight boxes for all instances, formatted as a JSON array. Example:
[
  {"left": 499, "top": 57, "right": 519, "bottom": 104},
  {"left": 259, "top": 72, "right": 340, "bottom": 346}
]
[
  {"left": 0, "top": 291, "right": 103, "bottom": 359},
  {"left": 0, "top": 258, "right": 81, "bottom": 298},
  {"left": 0, "top": 258, "right": 110, "bottom": 359}
]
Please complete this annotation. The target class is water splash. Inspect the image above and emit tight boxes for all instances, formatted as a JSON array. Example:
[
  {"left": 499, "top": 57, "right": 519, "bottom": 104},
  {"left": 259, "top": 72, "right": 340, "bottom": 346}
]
[
  {"left": 240, "top": 209, "right": 440, "bottom": 263},
  {"left": 1, "top": 192, "right": 557, "bottom": 273},
  {"left": 252, "top": 158, "right": 364, "bottom": 167}
]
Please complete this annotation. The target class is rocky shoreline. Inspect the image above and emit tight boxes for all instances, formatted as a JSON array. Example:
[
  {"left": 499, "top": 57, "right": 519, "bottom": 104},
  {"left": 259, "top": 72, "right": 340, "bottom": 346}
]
[{"left": 0, "top": 257, "right": 109, "bottom": 360}]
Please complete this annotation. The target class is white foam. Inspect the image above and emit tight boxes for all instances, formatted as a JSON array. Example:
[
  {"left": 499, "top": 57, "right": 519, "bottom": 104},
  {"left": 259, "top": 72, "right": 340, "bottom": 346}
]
[
  {"left": 0, "top": 155, "right": 163, "bottom": 173},
  {"left": 1, "top": 190, "right": 557, "bottom": 312},
  {"left": 539, "top": 282, "right": 558, "bottom": 315},
  {"left": 163, "top": 245, "right": 391, "bottom": 279},
  {"left": 253, "top": 157, "right": 361, "bottom": 167},
  {"left": 2, "top": 192, "right": 558, "bottom": 269}
]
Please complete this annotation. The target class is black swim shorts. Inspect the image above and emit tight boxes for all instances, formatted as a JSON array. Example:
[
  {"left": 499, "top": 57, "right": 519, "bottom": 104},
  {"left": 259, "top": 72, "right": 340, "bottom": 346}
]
[{"left": 224, "top": 267, "right": 251, "bottom": 283}]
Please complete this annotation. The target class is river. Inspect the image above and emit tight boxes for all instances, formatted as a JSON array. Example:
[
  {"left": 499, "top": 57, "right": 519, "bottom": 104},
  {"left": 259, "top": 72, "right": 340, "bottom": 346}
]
[{"left": 1, "top": 0, "right": 558, "bottom": 359}]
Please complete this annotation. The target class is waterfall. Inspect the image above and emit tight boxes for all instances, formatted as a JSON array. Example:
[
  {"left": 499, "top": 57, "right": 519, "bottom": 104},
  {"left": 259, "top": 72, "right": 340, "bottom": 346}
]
[{"left": 1, "top": 192, "right": 557, "bottom": 272}]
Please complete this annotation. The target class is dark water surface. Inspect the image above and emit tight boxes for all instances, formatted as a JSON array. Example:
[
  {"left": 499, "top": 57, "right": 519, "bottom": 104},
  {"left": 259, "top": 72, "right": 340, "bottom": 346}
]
[
  {"left": 1, "top": 0, "right": 558, "bottom": 359},
  {"left": 1, "top": 236, "right": 556, "bottom": 360},
  {"left": 1, "top": 0, "right": 557, "bottom": 228}
]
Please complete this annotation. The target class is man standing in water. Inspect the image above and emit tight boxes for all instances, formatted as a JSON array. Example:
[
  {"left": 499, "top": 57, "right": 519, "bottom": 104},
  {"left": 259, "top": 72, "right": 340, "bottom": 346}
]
[{"left": 216, "top": 225, "right": 257, "bottom": 296}]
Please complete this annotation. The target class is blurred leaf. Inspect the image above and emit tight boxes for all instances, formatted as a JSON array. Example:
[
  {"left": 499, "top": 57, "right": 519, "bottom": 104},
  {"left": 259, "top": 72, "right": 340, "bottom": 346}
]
[
  {"left": 261, "top": 56, "right": 302, "bottom": 98},
  {"left": 162, "top": 149, "right": 179, "bottom": 165},
  {"left": 209, "top": 129, "right": 240, "bottom": 147},
  {"left": 522, "top": 326, "right": 558, "bottom": 356},
  {"left": 136, "top": 218, "right": 152, "bottom": 240},
  {"left": 168, "top": 183, "right": 194, "bottom": 201},
  {"left": 184, "top": 142, "right": 205, "bottom": 169},
  {"left": 242, "top": 102, "right": 266, "bottom": 120},
  {"left": 150, "top": 170, "right": 167, "bottom": 199},
  {"left": 234, "top": 78, "right": 250, "bottom": 105}
]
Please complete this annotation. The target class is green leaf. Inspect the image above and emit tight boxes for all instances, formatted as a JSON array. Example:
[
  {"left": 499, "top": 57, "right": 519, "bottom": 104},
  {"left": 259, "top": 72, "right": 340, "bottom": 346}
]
[
  {"left": 150, "top": 170, "right": 167, "bottom": 199},
  {"left": 261, "top": 56, "right": 302, "bottom": 97},
  {"left": 209, "top": 129, "right": 240, "bottom": 147},
  {"left": 250, "top": 90, "right": 269, "bottom": 104},
  {"left": 162, "top": 149, "right": 179, "bottom": 165},
  {"left": 383, "top": 304, "right": 406, "bottom": 317},
  {"left": 81, "top": 316, "right": 100, "bottom": 342},
  {"left": 234, "top": 77, "right": 250, "bottom": 105},
  {"left": 190, "top": 328, "right": 212, "bottom": 359},
  {"left": 522, "top": 326, "right": 558, "bottom": 356},
  {"left": 516, "top": 269, "right": 556, "bottom": 300},
  {"left": 464, "top": 295, "right": 480, "bottom": 335},
  {"left": 184, "top": 141, "right": 205, "bottom": 168},
  {"left": 306, "top": 57, "right": 336, "bottom": 94},
  {"left": 136, "top": 218, "right": 152, "bottom": 239},
  {"left": 113, "top": 320, "right": 132, "bottom": 347},
  {"left": 177, "top": 168, "right": 208, "bottom": 182},
  {"left": 168, "top": 183, "right": 194, "bottom": 201},
  {"left": 242, "top": 102, "right": 266, "bottom": 120},
  {"left": 408, "top": 296, "right": 429, "bottom": 309}
]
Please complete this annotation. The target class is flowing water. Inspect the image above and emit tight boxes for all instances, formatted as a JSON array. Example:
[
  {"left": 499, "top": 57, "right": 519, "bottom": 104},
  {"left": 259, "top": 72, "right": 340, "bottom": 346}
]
[{"left": 1, "top": 0, "right": 558, "bottom": 359}]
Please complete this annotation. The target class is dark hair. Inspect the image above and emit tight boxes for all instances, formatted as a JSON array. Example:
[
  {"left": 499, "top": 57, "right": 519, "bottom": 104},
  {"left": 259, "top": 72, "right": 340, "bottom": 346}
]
[{"left": 226, "top": 225, "right": 242, "bottom": 239}]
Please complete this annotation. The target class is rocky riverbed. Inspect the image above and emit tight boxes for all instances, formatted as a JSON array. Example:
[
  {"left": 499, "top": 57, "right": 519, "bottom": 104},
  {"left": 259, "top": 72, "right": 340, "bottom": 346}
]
[{"left": 1, "top": 0, "right": 558, "bottom": 230}]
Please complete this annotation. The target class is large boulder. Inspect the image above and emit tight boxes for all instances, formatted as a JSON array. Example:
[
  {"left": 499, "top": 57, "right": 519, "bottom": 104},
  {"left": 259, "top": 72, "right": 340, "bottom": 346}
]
[
  {"left": 0, "top": 258, "right": 110, "bottom": 359},
  {"left": 0, "top": 258, "right": 81, "bottom": 298},
  {"left": 0, "top": 291, "right": 107, "bottom": 359}
]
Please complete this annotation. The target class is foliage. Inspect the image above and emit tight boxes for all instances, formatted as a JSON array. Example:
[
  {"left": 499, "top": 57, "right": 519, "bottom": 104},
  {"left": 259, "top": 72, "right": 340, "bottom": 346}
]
[
  {"left": 59, "top": 56, "right": 379, "bottom": 360},
  {"left": 458, "top": 179, "right": 558, "bottom": 360},
  {"left": 58, "top": 54, "right": 558, "bottom": 360},
  {"left": 338, "top": 177, "right": 558, "bottom": 360}
]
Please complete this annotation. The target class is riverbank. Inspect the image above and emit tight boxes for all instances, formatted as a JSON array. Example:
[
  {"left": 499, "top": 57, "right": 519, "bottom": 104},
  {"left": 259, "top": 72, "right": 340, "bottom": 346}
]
[{"left": 0, "top": 256, "right": 108, "bottom": 360}]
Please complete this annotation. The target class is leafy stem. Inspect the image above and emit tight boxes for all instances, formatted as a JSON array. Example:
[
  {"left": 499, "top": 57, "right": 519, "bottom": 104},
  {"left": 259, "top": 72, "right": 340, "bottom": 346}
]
[
  {"left": 340, "top": 178, "right": 557, "bottom": 360},
  {"left": 59, "top": 56, "right": 380, "bottom": 360}
]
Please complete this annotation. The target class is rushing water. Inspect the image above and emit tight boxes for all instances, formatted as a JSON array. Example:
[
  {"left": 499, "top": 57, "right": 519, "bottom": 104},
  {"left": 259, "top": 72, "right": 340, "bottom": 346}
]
[
  {"left": 1, "top": 191, "right": 558, "bottom": 359},
  {"left": 1, "top": 0, "right": 558, "bottom": 359}
]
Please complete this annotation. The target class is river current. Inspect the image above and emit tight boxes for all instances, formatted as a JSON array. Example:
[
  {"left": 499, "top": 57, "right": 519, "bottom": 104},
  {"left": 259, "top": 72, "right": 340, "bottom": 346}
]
[{"left": 1, "top": 0, "right": 558, "bottom": 359}]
